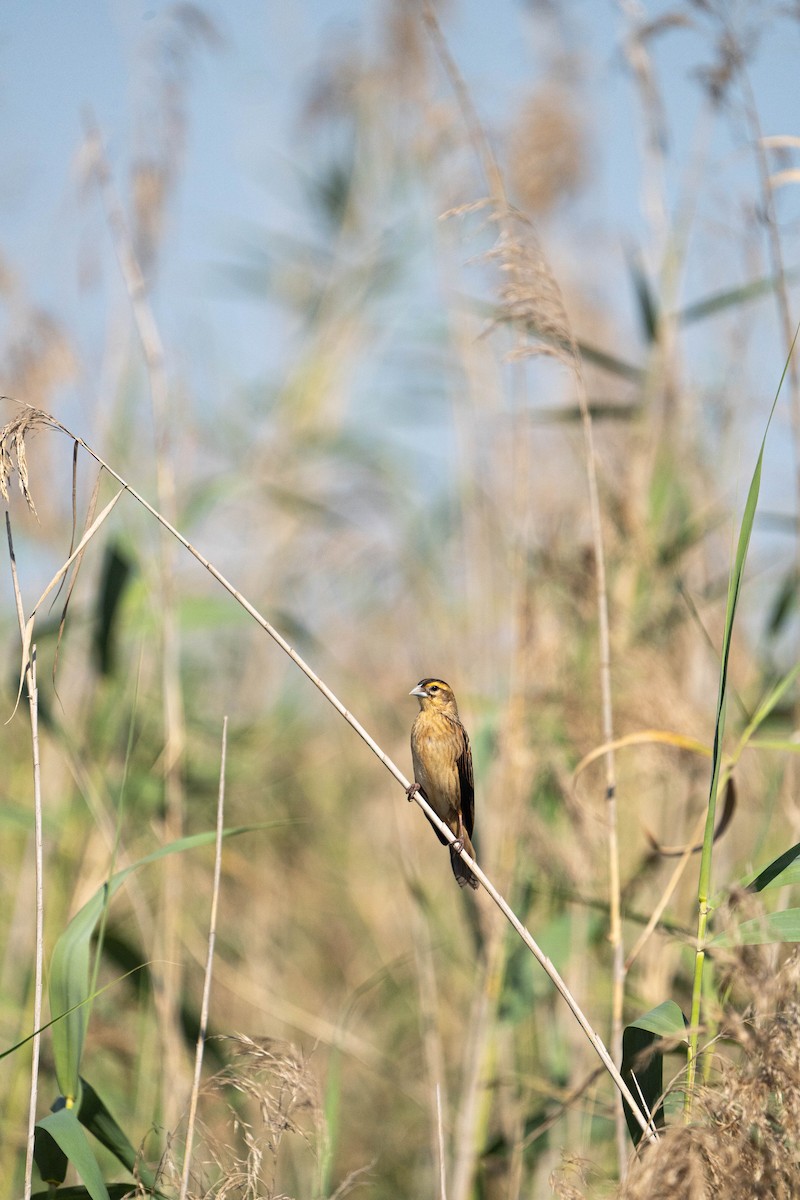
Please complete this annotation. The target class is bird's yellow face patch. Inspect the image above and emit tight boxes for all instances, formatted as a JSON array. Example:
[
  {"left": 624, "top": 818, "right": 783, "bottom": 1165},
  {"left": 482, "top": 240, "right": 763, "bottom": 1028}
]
[
  {"left": 420, "top": 678, "right": 449, "bottom": 693},
  {"left": 410, "top": 678, "right": 457, "bottom": 712}
]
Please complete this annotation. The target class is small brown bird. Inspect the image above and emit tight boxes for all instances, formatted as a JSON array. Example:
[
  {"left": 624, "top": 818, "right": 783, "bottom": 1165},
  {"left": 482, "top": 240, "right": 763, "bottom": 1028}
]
[{"left": 408, "top": 678, "right": 479, "bottom": 890}]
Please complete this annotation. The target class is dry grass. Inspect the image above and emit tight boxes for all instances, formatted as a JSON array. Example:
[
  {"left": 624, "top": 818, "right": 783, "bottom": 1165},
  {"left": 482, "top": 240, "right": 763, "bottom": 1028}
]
[
  {"left": 155, "top": 1035, "right": 343, "bottom": 1200},
  {"left": 550, "top": 948, "right": 800, "bottom": 1198},
  {"left": 617, "top": 952, "right": 800, "bottom": 1200}
]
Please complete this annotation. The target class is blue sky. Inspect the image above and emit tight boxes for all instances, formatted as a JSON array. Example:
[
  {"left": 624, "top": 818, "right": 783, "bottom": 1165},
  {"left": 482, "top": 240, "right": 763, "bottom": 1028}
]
[
  {"left": 1, "top": 3, "right": 796, "bottom": 312},
  {"left": 1, "top": 1, "right": 799, "bottom": 504}
]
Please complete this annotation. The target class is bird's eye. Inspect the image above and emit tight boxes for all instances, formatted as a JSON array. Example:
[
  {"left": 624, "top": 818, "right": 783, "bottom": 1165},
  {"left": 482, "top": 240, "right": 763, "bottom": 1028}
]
[{"left": 429, "top": 685, "right": 439, "bottom": 693}]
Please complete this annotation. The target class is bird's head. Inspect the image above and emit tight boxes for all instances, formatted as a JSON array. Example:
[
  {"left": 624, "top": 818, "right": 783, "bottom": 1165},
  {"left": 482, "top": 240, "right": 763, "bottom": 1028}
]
[{"left": 410, "top": 678, "right": 459, "bottom": 717}]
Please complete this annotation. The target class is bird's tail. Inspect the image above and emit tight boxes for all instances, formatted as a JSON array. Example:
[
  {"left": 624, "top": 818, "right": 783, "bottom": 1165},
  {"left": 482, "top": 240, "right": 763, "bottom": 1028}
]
[{"left": 450, "top": 833, "right": 479, "bottom": 890}]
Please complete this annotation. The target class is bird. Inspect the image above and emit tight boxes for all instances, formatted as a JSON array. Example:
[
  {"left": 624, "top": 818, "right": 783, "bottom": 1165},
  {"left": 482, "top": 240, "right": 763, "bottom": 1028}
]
[{"left": 408, "top": 677, "right": 479, "bottom": 890}]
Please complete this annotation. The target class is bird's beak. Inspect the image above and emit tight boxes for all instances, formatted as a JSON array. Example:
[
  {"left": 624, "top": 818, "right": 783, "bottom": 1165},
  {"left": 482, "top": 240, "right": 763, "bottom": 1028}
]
[{"left": 409, "top": 684, "right": 427, "bottom": 698}]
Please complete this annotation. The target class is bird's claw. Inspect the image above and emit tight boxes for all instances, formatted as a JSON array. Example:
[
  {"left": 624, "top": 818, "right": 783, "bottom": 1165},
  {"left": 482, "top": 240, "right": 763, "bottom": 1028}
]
[
  {"left": 452, "top": 838, "right": 464, "bottom": 854},
  {"left": 406, "top": 782, "right": 421, "bottom": 803}
]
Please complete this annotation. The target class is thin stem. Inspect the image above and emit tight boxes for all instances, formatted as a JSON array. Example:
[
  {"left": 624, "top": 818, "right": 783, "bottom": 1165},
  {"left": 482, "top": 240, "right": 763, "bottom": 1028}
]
[
  {"left": 625, "top": 807, "right": 708, "bottom": 972},
  {"left": 575, "top": 363, "right": 626, "bottom": 1168},
  {"left": 450, "top": 924, "right": 505, "bottom": 1200},
  {"left": 687, "top": 689, "right": 730, "bottom": 1109},
  {"left": 409, "top": 899, "right": 450, "bottom": 1193},
  {"left": 435, "top": 1083, "right": 447, "bottom": 1200},
  {"left": 180, "top": 717, "right": 227, "bottom": 1200},
  {"left": 86, "top": 118, "right": 188, "bottom": 1126},
  {"left": 7, "top": 515, "right": 44, "bottom": 1200},
  {"left": 22, "top": 650, "right": 42, "bottom": 1200}
]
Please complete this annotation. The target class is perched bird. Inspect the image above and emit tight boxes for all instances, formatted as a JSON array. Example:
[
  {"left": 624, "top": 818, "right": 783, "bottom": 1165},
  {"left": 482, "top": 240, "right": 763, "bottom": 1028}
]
[{"left": 408, "top": 678, "right": 479, "bottom": 890}]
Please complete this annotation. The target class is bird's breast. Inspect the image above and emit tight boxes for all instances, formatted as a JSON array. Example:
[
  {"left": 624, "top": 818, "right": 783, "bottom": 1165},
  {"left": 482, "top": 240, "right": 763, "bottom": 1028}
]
[{"left": 411, "top": 715, "right": 461, "bottom": 821}]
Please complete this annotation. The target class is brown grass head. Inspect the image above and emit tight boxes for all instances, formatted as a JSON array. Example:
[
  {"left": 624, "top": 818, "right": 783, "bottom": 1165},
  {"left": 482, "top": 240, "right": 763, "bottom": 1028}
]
[
  {"left": 169, "top": 1035, "right": 328, "bottom": 1200},
  {"left": 0, "top": 404, "right": 54, "bottom": 517}
]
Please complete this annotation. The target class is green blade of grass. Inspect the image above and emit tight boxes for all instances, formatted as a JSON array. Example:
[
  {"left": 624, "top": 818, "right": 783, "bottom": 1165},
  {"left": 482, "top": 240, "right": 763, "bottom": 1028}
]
[
  {"left": 687, "top": 323, "right": 799, "bottom": 1105},
  {"left": 710, "top": 908, "right": 800, "bottom": 947},
  {"left": 676, "top": 266, "right": 800, "bottom": 326},
  {"left": 732, "top": 663, "right": 800, "bottom": 760},
  {"left": 622, "top": 1001, "right": 687, "bottom": 1146},
  {"left": 35, "top": 1109, "right": 110, "bottom": 1200},
  {"left": 30, "top": 1189, "right": 134, "bottom": 1200},
  {"left": 33, "top": 1121, "right": 68, "bottom": 1186},
  {"left": 747, "top": 737, "right": 800, "bottom": 753},
  {"left": 48, "top": 822, "right": 287, "bottom": 1100},
  {"left": 77, "top": 1077, "right": 164, "bottom": 1192},
  {"left": 740, "top": 841, "right": 800, "bottom": 893}
]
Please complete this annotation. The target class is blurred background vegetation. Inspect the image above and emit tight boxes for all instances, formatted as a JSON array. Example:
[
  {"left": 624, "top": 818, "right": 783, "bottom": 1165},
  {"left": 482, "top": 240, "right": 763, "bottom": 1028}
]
[{"left": 2, "top": 1, "right": 800, "bottom": 1196}]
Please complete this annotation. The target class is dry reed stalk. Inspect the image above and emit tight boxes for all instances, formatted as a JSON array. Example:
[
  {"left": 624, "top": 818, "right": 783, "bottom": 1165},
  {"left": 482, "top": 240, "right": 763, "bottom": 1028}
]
[
  {"left": 435, "top": 1082, "right": 447, "bottom": 1200},
  {"left": 52, "top": 455, "right": 101, "bottom": 687},
  {"left": 409, "top": 896, "right": 450, "bottom": 1195},
  {"left": 84, "top": 118, "right": 189, "bottom": 1125},
  {"left": 6, "top": 516, "right": 44, "bottom": 1200},
  {"left": 624, "top": 808, "right": 707, "bottom": 972},
  {"left": 180, "top": 716, "right": 227, "bottom": 1200},
  {"left": 0, "top": 401, "right": 656, "bottom": 1142},
  {"left": 450, "top": 922, "right": 505, "bottom": 1200},
  {"left": 21, "top": 649, "right": 42, "bottom": 1200}
]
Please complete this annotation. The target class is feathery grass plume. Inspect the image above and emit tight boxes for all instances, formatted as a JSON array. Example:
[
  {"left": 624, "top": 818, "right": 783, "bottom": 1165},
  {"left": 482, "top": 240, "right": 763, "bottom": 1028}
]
[
  {"left": 166, "top": 1034, "right": 371, "bottom": 1200},
  {"left": 0, "top": 404, "right": 53, "bottom": 516},
  {"left": 485, "top": 204, "right": 579, "bottom": 372},
  {"left": 216, "top": 1036, "right": 321, "bottom": 1160},
  {"left": 550, "top": 1156, "right": 598, "bottom": 1200}
]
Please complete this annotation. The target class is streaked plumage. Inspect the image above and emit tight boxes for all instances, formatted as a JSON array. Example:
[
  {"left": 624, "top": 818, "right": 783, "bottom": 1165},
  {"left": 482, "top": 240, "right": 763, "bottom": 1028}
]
[{"left": 408, "top": 678, "right": 478, "bottom": 890}]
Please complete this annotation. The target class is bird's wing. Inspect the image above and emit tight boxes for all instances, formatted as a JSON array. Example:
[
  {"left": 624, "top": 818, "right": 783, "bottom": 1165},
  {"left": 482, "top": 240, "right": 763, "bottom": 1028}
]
[{"left": 454, "top": 721, "right": 475, "bottom": 839}]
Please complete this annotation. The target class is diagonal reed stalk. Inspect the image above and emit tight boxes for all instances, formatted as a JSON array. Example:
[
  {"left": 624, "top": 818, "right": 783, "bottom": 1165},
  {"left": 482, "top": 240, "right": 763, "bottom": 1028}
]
[{"left": 0, "top": 401, "right": 656, "bottom": 1144}]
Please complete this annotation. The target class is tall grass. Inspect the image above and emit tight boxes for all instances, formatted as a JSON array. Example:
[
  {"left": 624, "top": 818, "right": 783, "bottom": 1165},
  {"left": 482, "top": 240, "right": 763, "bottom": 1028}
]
[{"left": 1, "top": 3, "right": 800, "bottom": 1197}]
